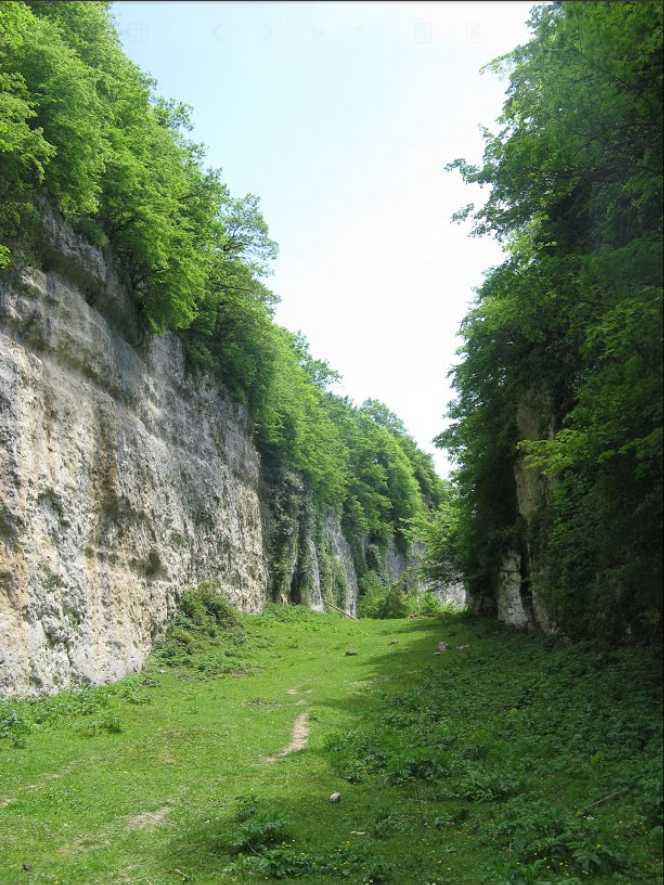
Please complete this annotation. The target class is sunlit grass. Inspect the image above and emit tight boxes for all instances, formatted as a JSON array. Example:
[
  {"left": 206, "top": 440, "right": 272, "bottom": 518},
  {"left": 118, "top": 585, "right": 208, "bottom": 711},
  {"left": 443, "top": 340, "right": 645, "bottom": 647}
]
[{"left": 1, "top": 607, "right": 661, "bottom": 884}]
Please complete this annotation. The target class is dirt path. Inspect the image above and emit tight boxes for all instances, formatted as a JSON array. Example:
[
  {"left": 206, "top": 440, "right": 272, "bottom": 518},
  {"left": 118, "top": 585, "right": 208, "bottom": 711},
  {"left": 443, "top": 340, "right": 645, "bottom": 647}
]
[
  {"left": 126, "top": 806, "right": 171, "bottom": 830},
  {"left": 262, "top": 711, "right": 310, "bottom": 763}
]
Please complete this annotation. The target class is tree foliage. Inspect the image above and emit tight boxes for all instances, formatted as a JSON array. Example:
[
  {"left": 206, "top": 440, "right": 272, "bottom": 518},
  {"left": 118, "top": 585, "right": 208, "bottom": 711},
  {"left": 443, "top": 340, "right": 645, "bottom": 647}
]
[
  {"left": 436, "top": 1, "right": 662, "bottom": 637},
  {"left": 0, "top": 1, "right": 442, "bottom": 557}
]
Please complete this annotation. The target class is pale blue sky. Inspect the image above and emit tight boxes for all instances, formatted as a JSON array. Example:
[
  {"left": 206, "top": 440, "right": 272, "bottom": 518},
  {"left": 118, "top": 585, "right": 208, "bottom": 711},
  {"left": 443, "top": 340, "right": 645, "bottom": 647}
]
[{"left": 112, "top": 1, "right": 534, "bottom": 474}]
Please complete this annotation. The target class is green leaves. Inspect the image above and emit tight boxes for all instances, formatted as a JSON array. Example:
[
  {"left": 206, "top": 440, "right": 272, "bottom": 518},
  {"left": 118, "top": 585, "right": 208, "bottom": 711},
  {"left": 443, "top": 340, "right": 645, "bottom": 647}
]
[
  {"left": 0, "top": 5, "right": 56, "bottom": 260},
  {"left": 0, "top": 0, "right": 439, "bottom": 557},
  {"left": 0, "top": 1, "right": 274, "bottom": 332},
  {"left": 437, "top": 1, "right": 663, "bottom": 636}
]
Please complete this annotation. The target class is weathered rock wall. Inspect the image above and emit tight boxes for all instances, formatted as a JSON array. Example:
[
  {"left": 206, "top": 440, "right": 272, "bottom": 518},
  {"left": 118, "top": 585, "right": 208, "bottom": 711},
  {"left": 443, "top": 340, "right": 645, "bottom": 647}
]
[
  {"left": 432, "top": 580, "right": 467, "bottom": 609},
  {"left": 0, "top": 213, "right": 429, "bottom": 696},
  {"left": 260, "top": 472, "right": 360, "bottom": 617},
  {"left": 493, "top": 391, "right": 557, "bottom": 632},
  {"left": 381, "top": 539, "right": 467, "bottom": 608},
  {"left": 0, "top": 216, "right": 269, "bottom": 696},
  {"left": 496, "top": 552, "right": 530, "bottom": 628}
]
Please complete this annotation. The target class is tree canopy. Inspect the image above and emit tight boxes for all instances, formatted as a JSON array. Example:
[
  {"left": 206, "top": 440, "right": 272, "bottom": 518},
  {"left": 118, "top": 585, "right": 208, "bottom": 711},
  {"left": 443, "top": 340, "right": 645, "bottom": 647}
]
[
  {"left": 0, "top": 0, "right": 442, "bottom": 561},
  {"left": 432, "top": 1, "right": 662, "bottom": 638}
]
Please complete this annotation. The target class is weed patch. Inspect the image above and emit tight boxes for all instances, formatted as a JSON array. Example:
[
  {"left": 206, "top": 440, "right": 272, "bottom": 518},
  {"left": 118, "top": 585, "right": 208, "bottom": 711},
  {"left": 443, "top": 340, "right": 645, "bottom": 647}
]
[
  {"left": 225, "top": 841, "right": 393, "bottom": 882},
  {"left": 0, "top": 678, "right": 153, "bottom": 748},
  {"left": 488, "top": 797, "right": 630, "bottom": 878},
  {"left": 321, "top": 616, "right": 661, "bottom": 882},
  {"left": 258, "top": 603, "right": 323, "bottom": 624},
  {"left": 151, "top": 581, "right": 250, "bottom": 677}
]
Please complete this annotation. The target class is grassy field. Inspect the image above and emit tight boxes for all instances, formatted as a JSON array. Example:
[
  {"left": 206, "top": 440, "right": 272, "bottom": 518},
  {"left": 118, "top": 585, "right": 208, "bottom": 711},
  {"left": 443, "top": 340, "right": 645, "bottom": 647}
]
[{"left": 1, "top": 603, "right": 661, "bottom": 885}]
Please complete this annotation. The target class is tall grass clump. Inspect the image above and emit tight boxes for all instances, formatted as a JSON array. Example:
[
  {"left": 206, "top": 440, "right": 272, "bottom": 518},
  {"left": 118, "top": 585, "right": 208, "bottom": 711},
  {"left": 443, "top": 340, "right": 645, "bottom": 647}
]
[{"left": 152, "top": 581, "right": 247, "bottom": 675}]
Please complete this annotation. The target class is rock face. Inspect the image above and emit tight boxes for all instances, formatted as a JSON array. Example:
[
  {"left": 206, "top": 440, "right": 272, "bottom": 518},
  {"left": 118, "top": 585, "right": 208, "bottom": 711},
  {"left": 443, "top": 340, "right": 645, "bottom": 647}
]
[
  {"left": 512, "top": 392, "right": 557, "bottom": 633},
  {"left": 433, "top": 580, "right": 467, "bottom": 609},
  {"left": 486, "top": 391, "right": 560, "bottom": 633},
  {"left": 496, "top": 552, "right": 530, "bottom": 628},
  {"left": 261, "top": 474, "right": 359, "bottom": 617},
  {"left": 0, "top": 216, "right": 269, "bottom": 696},
  {"left": 1, "top": 213, "right": 423, "bottom": 697},
  {"left": 514, "top": 392, "right": 554, "bottom": 524},
  {"left": 0, "top": 213, "right": 434, "bottom": 696}
]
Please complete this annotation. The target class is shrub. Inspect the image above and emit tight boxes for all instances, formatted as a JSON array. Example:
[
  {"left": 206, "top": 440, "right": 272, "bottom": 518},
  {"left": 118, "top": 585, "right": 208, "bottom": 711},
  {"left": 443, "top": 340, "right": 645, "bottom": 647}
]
[
  {"left": 357, "top": 571, "right": 388, "bottom": 619},
  {"left": 0, "top": 705, "right": 31, "bottom": 748},
  {"left": 489, "top": 797, "right": 629, "bottom": 875},
  {"left": 179, "top": 581, "right": 240, "bottom": 629},
  {"left": 258, "top": 603, "right": 319, "bottom": 624},
  {"left": 358, "top": 575, "right": 409, "bottom": 620},
  {"left": 403, "top": 591, "right": 444, "bottom": 618},
  {"left": 151, "top": 581, "right": 245, "bottom": 672},
  {"left": 229, "top": 816, "right": 292, "bottom": 855}
]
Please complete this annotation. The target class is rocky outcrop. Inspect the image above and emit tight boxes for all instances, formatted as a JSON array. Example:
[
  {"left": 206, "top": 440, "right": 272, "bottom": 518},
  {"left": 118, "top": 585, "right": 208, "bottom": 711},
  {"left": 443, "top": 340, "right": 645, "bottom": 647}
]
[
  {"left": 514, "top": 392, "right": 554, "bottom": 523},
  {"left": 496, "top": 552, "right": 530, "bottom": 628},
  {"left": 494, "top": 390, "right": 557, "bottom": 632},
  {"left": 0, "top": 214, "right": 268, "bottom": 696},
  {"left": 433, "top": 580, "right": 467, "bottom": 609},
  {"left": 0, "top": 212, "right": 432, "bottom": 696},
  {"left": 515, "top": 392, "right": 559, "bottom": 632},
  {"left": 261, "top": 473, "right": 359, "bottom": 616}
]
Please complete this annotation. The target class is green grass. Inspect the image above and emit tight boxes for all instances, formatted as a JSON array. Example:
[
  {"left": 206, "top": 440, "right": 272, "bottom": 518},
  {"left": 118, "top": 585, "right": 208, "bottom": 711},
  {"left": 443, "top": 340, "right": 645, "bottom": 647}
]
[{"left": 0, "top": 606, "right": 661, "bottom": 884}]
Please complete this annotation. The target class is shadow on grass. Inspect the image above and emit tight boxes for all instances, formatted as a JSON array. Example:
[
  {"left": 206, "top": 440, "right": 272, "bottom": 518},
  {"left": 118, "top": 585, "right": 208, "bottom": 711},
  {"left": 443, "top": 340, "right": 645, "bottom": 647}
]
[
  {"left": 158, "top": 613, "right": 478, "bottom": 881},
  {"left": 159, "top": 613, "right": 663, "bottom": 883}
]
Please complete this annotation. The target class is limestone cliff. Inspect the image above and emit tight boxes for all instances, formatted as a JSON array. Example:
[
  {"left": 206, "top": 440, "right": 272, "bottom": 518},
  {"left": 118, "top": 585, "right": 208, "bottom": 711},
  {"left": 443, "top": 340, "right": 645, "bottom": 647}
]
[
  {"left": 1, "top": 213, "right": 430, "bottom": 696},
  {"left": 494, "top": 391, "right": 556, "bottom": 632},
  {"left": 0, "top": 214, "right": 273, "bottom": 695},
  {"left": 261, "top": 473, "right": 359, "bottom": 615},
  {"left": 260, "top": 474, "right": 432, "bottom": 618}
]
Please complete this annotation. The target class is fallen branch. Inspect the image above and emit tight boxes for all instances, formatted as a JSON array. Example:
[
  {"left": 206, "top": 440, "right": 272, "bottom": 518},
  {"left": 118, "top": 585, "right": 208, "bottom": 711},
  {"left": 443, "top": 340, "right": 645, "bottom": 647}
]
[
  {"left": 580, "top": 786, "right": 630, "bottom": 813},
  {"left": 324, "top": 600, "right": 358, "bottom": 620}
]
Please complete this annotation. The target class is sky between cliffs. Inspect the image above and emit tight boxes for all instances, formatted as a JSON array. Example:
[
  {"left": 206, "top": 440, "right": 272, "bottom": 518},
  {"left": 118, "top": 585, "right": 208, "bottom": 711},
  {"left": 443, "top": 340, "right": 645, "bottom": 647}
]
[{"left": 112, "top": 1, "right": 533, "bottom": 475}]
